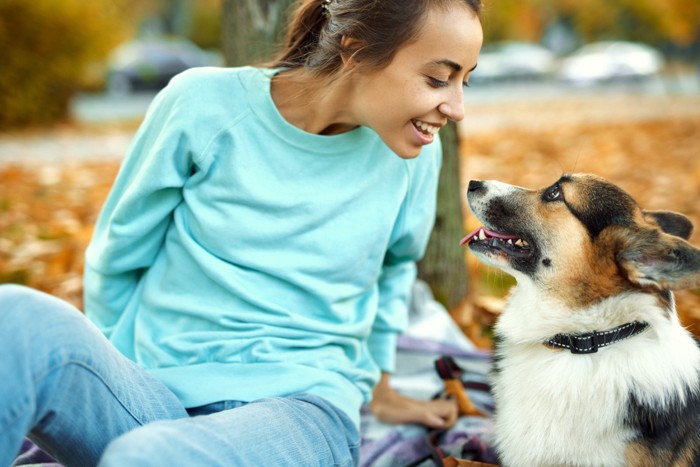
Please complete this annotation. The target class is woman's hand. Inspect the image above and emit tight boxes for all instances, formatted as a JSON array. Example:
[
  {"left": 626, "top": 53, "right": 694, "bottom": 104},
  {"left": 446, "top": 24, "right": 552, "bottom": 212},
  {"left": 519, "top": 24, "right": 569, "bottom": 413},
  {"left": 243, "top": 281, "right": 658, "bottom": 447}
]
[{"left": 370, "top": 372, "right": 458, "bottom": 429}]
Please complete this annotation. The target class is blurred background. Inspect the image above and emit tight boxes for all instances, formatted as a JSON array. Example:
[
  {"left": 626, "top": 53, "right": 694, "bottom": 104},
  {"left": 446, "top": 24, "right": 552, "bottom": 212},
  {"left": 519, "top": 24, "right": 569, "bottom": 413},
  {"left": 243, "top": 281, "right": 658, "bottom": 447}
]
[{"left": 0, "top": 0, "right": 699, "bottom": 346}]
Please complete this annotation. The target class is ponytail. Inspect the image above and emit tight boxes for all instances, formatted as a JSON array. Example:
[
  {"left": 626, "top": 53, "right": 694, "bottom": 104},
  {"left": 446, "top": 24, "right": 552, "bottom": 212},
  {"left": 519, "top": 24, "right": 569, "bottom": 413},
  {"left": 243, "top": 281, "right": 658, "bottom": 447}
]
[{"left": 271, "top": 0, "right": 330, "bottom": 69}]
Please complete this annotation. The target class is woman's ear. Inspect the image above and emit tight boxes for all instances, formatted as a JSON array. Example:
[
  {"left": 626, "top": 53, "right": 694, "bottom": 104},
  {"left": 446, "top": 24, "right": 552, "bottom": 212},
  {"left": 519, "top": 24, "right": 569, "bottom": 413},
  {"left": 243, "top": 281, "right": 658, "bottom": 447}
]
[{"left": 340, "top": 35, "right": 366, "bottom": 67}]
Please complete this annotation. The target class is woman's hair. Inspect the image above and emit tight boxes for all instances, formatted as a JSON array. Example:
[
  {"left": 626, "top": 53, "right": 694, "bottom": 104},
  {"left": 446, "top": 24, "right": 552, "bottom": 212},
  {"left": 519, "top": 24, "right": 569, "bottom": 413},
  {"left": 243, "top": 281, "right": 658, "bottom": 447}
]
[{"left": 269, "top": 0, "right": 482, "bottom": 77}]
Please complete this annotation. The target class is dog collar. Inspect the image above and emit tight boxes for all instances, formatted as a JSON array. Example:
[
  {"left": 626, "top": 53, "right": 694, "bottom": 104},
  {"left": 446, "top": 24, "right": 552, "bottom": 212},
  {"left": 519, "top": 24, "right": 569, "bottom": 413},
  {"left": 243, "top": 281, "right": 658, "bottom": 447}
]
[{"left": 543, "top": 321, "right": 649, "bottom": 354}]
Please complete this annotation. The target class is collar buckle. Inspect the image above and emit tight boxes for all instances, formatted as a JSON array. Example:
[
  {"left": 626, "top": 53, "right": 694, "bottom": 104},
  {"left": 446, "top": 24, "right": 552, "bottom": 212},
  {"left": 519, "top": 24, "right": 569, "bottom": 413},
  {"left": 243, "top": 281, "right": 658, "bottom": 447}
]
[{"left": 569, "top": 331, "right": 599, "bottom": 354}]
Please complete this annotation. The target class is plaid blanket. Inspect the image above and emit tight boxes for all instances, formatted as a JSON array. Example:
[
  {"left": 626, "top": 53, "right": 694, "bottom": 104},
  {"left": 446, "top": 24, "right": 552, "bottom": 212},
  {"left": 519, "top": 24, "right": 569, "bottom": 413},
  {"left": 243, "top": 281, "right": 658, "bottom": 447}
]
[{"left": 359, "top": 281, "right": 497, "bottom": 466}]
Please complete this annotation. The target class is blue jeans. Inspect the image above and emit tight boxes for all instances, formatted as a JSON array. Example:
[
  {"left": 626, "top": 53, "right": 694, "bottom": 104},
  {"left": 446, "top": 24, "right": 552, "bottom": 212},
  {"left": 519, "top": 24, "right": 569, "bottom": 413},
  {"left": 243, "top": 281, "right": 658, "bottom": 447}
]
[{"left": 0, "top": 285, "right": 360, "bottom": 466}]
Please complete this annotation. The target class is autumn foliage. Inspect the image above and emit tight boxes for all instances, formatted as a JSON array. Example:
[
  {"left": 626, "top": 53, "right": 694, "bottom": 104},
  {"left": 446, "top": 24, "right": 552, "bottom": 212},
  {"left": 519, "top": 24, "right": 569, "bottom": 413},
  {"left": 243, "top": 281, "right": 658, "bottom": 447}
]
[
  {"left": 0, "top": 162, "right": 118, "bottom": 305},
  {"left": 0, "top": 1, "right": 132, "bottom": 127},
  {"left": 482, "top": 0, "right": 700, "bottom": 46}
]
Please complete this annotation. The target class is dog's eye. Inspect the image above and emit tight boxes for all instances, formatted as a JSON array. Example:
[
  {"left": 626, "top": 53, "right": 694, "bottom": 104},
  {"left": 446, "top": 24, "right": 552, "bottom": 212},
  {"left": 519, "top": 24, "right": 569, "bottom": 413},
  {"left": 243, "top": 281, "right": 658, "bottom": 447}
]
[{"left": 545, "top": 185, "right": 562, "bottom": 201}]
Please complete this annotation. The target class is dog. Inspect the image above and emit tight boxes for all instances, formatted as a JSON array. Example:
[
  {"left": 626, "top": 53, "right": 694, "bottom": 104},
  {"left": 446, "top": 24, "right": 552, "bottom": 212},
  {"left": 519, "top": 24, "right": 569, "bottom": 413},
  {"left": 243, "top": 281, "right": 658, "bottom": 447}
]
[{"left": 461, "top": 173, "right": 700, "bottom": 467}]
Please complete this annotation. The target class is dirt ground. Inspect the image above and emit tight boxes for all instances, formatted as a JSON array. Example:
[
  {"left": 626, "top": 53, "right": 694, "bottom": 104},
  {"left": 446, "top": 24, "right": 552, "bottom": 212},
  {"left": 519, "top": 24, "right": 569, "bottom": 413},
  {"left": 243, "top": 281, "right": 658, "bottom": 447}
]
[{"left": 1, "top": 92, "right": 699, "bottom": 346}]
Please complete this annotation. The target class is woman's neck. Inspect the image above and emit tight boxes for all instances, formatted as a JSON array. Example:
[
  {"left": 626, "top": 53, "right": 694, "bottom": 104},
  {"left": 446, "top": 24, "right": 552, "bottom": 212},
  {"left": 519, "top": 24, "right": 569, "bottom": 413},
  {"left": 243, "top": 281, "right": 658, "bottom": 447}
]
[{"left": 270, "top": 68, "right": 359, "bottom": 135}]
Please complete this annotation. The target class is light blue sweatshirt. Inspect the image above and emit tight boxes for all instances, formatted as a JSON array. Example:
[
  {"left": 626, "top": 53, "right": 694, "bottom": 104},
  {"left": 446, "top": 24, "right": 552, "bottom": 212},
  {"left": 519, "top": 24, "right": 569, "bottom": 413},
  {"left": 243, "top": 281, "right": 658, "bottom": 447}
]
[{"left": 84, "top": 66, "right": 441, "bottom": 428}]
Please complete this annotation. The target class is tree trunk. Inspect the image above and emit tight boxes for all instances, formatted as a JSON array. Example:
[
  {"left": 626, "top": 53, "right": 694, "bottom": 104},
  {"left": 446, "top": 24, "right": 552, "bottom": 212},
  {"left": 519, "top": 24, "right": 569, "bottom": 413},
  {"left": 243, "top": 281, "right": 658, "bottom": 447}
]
[
  {"left": 221, "top": 0, "right": 293, "bottom": 66},
  {"left": 220, "top": 0, "right": 469, "bottom": 309},
  {"left": 417, "top": 120, "right": 469, "bottom": 310},
  {"left": 162, "top": 0, "right": 192, "bottom": 37}
]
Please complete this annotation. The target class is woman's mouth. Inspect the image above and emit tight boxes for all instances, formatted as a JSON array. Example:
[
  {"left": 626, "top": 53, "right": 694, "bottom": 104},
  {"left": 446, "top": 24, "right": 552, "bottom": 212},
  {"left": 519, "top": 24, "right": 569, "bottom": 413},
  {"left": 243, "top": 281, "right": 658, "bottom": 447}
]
[{"left": 411, "top": 119, "right": 440, "bottom": 144}]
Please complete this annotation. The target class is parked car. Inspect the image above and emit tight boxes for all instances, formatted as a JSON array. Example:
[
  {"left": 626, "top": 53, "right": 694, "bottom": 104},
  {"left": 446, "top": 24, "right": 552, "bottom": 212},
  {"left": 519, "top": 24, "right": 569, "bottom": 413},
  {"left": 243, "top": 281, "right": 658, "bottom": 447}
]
[
  {"left": 558, "top": 41, "right": 664, "bottom": 86},
  {"left": 105, "top": 37, "right": 223, "bottom": 95},
  {"left": 470, "top": 41, "right": 556, "bottom": 83}
]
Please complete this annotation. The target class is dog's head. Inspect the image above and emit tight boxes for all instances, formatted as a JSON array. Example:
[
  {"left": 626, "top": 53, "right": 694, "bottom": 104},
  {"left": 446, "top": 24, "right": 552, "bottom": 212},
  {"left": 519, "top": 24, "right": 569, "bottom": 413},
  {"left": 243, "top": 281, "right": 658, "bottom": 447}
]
[{"left": 463, "top": 173, "right": 700, "bottom": 308}]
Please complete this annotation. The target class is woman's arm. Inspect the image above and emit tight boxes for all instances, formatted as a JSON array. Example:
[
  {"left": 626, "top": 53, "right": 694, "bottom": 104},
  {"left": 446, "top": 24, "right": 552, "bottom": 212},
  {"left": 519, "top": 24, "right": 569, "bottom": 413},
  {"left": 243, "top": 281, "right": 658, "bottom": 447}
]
[
  {"left": 371, "top": 372, "right": 458, "bottom": 428},
  {"left": 368, "top": 140, "right": 450, "bottom": 427},
  {"left": 83, "top": 77, "right": 196, "bottom": 336}
]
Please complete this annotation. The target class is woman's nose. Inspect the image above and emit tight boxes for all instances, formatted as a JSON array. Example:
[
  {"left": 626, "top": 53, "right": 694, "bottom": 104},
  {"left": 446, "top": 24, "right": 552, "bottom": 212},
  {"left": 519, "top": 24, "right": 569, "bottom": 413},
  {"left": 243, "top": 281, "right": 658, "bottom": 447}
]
[{"left": 438, "top": 88, "right": 465, "bottom": 122}]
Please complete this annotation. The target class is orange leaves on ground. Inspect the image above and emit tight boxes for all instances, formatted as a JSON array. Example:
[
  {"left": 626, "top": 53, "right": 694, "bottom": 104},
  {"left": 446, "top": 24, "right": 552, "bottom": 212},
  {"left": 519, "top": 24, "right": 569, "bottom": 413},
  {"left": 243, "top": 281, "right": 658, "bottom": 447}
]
[{"left": 0, "top": 163, "right": 118, "bottom": 308}]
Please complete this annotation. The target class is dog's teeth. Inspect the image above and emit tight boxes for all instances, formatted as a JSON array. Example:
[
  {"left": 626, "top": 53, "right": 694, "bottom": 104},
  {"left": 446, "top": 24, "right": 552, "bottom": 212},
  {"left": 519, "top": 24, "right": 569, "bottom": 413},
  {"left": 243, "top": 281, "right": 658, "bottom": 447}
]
[
  {"left": 479, "top": 229, "right": 487, "bottom": 240},
  {"left": 507, "top": 239, "right": 513, "bottom": 245},
  {"left": 522, "top": 240, "right": 529, "bottom": 247},
  {"left": 515, "top": 239, "right": 523, "bottom": 246}
]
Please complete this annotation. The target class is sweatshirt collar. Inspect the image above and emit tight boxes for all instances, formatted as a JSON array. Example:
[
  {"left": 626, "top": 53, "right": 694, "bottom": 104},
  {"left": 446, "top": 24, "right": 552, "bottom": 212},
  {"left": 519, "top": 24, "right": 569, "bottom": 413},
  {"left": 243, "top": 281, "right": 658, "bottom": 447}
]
[{"left": 240, "top": 67, "right": 375, "bottom": 154}]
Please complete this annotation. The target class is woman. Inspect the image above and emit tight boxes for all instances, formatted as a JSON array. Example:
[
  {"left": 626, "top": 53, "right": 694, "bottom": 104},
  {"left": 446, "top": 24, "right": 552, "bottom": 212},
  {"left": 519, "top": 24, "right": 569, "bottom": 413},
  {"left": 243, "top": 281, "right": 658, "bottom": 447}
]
[{"left": 1, "top": 0, "right": 483, "bottom": 464}]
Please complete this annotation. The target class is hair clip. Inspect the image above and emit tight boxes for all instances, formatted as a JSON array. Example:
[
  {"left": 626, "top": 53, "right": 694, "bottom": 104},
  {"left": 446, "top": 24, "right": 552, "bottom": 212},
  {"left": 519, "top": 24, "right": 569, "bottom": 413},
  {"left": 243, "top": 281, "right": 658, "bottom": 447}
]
[{"left": 321, "top": 0, "right": 332, "bottom": 17}]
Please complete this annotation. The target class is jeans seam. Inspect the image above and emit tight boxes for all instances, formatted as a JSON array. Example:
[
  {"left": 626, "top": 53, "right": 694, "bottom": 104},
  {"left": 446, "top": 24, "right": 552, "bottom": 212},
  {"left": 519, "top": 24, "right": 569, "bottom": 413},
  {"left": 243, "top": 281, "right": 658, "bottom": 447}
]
[
  {"left": 35, "top": 359, "right": 147, "bottom": 427},
  {"left": 288, "top": 396, "right": 359, "bottom": 466},
  {"left": 0, "top": 396, "right": 30, "bottom": 438}
]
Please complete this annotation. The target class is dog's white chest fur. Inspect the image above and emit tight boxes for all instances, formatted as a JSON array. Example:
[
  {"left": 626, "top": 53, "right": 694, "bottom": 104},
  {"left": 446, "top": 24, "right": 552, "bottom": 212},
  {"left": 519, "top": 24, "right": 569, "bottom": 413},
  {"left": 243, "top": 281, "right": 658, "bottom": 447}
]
[{"left": 492, "top": 288, "right": 700, "bottom": 467}]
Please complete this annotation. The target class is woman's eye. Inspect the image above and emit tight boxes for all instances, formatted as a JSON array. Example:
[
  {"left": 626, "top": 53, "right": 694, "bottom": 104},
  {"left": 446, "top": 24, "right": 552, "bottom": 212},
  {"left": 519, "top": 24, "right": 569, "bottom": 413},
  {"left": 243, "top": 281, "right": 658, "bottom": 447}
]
[
  {"left": 546, "top": 185, "right": 562, "bottom": 201},
  {"left": 427, "top": 77, "right": 449, "bottom": 88}
]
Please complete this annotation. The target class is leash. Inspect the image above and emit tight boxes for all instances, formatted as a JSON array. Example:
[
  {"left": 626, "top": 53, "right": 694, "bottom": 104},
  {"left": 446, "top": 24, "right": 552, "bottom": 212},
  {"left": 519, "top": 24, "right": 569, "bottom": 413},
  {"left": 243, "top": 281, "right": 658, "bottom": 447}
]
[
  {"left": 434, "top": 356, "right": 486, "bottom": 417},
  {"left": 406, "top": 356, "right": 492, "bottom": 467}
]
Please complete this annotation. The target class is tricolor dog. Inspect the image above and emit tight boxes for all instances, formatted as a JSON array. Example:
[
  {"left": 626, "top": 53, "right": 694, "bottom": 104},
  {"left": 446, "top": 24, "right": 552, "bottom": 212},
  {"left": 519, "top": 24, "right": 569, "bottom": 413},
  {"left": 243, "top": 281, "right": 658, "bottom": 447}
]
[{"left": 461, "top": 174, "right": 700, "bottom": 466}]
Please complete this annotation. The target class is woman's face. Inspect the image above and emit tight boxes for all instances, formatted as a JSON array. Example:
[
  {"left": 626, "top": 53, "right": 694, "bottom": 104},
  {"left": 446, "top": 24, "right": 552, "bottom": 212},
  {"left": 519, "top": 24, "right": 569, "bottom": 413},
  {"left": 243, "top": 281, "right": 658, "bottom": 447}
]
[{"left": 350, "top": 4, "right": 483, "bottom": 159}]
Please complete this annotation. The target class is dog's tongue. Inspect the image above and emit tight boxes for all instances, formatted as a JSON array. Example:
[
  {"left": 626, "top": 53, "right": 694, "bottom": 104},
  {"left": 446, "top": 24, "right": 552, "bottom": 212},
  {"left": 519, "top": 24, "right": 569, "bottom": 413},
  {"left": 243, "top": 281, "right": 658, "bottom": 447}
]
[
  {"left": 459, "top": 226, "right": 519, "bottom": 246},
  {"left": 459, "top": 227, "right": 486, "bottom": 246}
]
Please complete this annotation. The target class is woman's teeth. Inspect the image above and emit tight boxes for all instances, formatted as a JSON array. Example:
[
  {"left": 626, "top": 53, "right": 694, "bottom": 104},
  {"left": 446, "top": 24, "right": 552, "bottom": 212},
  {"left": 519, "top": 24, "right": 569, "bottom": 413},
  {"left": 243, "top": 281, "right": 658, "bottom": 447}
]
[{"left": 413, "top": 120, "right": 440, "bottom": 136}]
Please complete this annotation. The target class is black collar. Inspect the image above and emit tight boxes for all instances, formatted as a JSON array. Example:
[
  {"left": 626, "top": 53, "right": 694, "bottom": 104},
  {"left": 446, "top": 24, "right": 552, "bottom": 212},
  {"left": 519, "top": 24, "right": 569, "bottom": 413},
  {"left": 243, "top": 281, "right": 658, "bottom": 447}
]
[{"left": 543, "top": 321, "right": 649, "bottom": 354}]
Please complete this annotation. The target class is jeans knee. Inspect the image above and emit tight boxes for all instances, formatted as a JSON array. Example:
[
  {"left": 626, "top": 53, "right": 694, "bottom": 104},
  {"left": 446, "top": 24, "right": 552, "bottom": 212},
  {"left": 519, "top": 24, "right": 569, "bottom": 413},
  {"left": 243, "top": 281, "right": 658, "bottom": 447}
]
[
  {"left": 0, "top": 284, "right": 88, "bottom": 355},
  {"left": 0, "top": 284, "right": 42, "bottom": 309},
  {"left": 0, "top": 284, "right": 73, "bottom": 314},
  {"left": 0, "top": 285, "right": 42, "bottom": 340},
  {"left": 99, "top": 433, "right": 142, "bottom": 466},
  {"left": 99, "top": 424, "right": 175, "bottom": 466}
]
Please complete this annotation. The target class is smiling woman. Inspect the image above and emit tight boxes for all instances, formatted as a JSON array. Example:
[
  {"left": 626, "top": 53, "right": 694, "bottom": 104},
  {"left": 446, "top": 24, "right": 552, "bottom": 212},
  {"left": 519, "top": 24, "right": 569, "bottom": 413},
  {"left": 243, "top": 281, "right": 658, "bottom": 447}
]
[{"left": 271, "top": 1, "right": 482, "bottom": 158}]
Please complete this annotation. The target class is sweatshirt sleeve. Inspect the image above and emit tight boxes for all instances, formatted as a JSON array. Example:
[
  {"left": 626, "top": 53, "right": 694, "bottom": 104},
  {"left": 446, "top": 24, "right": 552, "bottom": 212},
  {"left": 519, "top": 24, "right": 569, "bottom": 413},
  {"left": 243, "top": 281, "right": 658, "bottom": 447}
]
[
  {"left": 83, "top": 75, "right": 197, "bottom": 337},
  {"left": 367, "top": 138, "right": 443, "bottom": 372}
]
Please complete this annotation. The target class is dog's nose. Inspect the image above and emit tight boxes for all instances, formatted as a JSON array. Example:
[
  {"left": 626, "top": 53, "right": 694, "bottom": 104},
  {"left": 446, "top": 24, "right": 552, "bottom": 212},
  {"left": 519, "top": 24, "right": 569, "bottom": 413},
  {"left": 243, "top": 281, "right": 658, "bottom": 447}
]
[{"left": 468, "top": 180, "right": 485, "bottom": 193}]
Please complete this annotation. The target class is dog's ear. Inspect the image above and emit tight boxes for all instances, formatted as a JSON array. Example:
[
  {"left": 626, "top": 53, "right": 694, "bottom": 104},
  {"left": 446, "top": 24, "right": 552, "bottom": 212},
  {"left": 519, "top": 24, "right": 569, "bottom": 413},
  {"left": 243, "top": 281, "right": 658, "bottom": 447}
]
[
  {"left": 616, "top": 227, "right": 700, "bottom": 290},
  {"left": 642, "top": 210, "right": 694, "bottom": 240}
]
